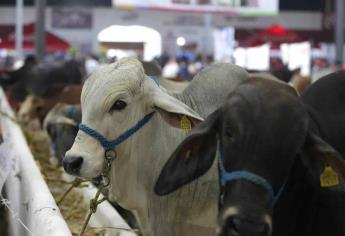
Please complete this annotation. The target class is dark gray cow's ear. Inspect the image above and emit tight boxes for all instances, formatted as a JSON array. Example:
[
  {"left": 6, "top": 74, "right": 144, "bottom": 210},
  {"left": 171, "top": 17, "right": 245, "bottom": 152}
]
[
  {"left": 46, "top": 124, "right": 57, "bottom": 140},
  {"left": 154, "top": 110, "right": 220, "bottom": 196},
  {"left": 142, "top": 60, "right": 162, "bottom": 76},
  {"left": 300, "top": 133, "right": 345, "bottom": 191}
]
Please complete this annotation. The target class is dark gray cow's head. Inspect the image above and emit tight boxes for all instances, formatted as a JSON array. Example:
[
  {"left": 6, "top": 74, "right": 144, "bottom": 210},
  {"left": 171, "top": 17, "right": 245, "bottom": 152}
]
[
  {"left": 44, "top": 104, "right": 81, "bottom": 166},
  {"left": 47, "top": 122, "right": 79, "bottom": 165},
  {"left": 155, "top": 77, "right": 345, "bottom": 236}
]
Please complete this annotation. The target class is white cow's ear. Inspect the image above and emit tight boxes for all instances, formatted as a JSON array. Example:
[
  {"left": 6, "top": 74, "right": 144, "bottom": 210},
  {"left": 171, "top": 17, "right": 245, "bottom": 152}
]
[{"left": 152, "top": 90, "right": 203, "bottom": 129}]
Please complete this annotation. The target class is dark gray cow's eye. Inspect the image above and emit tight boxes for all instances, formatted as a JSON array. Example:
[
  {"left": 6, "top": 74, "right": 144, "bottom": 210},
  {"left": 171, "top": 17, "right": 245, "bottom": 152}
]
[
  {"left": 224, "top": 127, "right": 236, "bottom": 144},
  {"left": 110, "top": 100, "right": 127, "bottom": 112},
  {"left": 225, "top": 127, "right": 233, "bottom": 138}
]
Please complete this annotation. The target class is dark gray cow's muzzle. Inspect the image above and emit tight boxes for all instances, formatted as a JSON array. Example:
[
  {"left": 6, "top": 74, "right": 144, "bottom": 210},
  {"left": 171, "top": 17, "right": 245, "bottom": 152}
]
[{"left": 219, "top": 215, "right": 270, "bottom": 236}]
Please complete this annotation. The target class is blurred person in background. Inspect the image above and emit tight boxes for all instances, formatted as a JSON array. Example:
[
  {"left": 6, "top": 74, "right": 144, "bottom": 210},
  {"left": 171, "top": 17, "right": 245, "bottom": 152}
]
[
  {"left": 85, "top": 54, "right": 100, "bottom": 76},
  {"left": 155, "top": 52, "right": 170, "bottom": 68},
  {"left": 177, "top": 56, "right": 192, "bottom": 81},
  {"left": 312, "top": 58, "right": 338, "bottom": 82},
  {"left": 188, "top": 54, "right": 205, "bottom": 77},
  {"left": 3, "top": 56, "right": 15, "bottom": 71},
  {"left": 162, "top": 56, "right": 179, "bottom": 79}
]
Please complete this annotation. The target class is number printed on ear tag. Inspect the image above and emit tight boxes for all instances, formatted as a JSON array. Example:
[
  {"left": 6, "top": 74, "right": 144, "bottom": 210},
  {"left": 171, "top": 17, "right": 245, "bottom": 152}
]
[
  {"left": 320, "top": 164, "right": 340, "bottom": 187},
  {"left": 180, "top": 115, "right": 192, "bottom": 131}
]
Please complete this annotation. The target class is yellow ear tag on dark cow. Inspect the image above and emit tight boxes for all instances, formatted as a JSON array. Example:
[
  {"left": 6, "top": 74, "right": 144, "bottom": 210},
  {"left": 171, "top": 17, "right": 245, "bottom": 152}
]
[
  {"left": 320, "top": 164, "right": 339, "bottom": 187},
  {"left": 180, "top": 115, "right": 192, "bottom": 131}
]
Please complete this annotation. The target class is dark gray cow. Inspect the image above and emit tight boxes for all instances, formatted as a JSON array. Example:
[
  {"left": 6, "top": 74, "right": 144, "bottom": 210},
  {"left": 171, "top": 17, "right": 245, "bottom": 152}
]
[
  {"left": 155, "top": 75, "right": 345, "bottom": 236},
  {"left": 301, "top": 70, "right": 345, "bottom": 155},
  {"left": 8, "top": 59, "right": 83, "bottom": 102},
  {"left": 44, "top": 104, "right": 81, "bottom": 166}
]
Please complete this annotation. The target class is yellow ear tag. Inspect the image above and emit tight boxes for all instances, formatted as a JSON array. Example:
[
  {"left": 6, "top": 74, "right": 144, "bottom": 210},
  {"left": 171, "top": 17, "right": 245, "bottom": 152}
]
[
  {"left": 180, "top": 115, "right": 192, "bottom": 131},
  {"left": 320, "top": 164, "right": 339, "bottom": 187}
]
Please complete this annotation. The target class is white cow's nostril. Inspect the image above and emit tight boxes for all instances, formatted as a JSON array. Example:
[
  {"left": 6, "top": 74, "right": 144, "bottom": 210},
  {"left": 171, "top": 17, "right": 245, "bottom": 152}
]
[{"left": 63, "top": 156, "right": 83, "bottom": 175}]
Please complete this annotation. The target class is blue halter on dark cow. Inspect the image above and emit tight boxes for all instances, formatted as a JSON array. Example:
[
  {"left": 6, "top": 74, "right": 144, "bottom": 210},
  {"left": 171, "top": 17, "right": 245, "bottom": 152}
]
[
  {"left": 154, "top": 74, "right": 345, "bottom": 236},
  {"left": 218, "top": 153, "right": 285, "bottom": 207}
]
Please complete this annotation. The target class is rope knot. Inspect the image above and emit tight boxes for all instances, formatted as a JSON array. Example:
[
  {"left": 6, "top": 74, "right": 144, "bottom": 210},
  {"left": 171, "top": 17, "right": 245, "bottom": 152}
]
[
  {"left": 89, "top": 199, "right": 98, "bottom": 213},
  {"left": 72, "top": 178, "right": 84, "bottom": 187}
]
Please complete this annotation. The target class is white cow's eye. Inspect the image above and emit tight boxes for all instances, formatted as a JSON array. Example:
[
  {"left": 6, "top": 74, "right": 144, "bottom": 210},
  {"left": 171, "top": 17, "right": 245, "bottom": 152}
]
[{"left": 110, "top": 100, "right": 127, "bottom": 112}]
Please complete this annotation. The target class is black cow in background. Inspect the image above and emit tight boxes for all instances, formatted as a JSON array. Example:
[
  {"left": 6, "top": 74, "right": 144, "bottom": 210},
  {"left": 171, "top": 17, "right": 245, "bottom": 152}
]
[
  {"left": 10, "top": 59, "right": 83, "bottom": 100},
  {"left": 293, "top": 70, "right": 345, "bottom": 236},
  {"left": 247, "top": 66, "right": 301, "bottom": 83},
  {"left": 0, "top": 55, "right": 37, "bottom": 90},
  {"left": 155, "top": 73, "right": 345, "bottom": 236},
  {"left": 2, "top": 55, "right": 84, "bottom": 110},
  {"left": 301, "top": 70, "right": 345, "bottom": 155}
]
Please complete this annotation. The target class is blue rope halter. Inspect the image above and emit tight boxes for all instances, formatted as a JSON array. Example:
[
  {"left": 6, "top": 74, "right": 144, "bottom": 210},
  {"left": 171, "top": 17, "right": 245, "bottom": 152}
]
[
  {"left": 79, "top": 112, "right": 155, "bottom": 151},
  {"left": 78, "top": 76, "right": 158, "bottom": 151},
  {"left": 219, "top": 154, "right": 285, "bottom": 207}
]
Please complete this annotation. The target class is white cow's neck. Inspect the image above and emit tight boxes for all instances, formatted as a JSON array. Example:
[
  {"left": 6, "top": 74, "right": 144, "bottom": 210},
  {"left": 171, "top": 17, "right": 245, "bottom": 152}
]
[{"left": 108, "top": 113, "right": 218, "bottom": 236}]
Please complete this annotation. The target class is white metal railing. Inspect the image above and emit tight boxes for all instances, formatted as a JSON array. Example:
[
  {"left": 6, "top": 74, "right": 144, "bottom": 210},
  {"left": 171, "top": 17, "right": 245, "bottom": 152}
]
[
  {"left": 1, "top": 87, "right": 72, "bottom": 236},
  {"left": 0, "top": 87, "right": 136, "bottom": 236}
]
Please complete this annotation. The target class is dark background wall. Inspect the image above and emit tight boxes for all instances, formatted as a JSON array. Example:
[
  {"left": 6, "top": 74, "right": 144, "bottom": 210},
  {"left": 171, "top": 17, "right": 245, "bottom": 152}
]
[
  {"left": 0, "top": 0, "right": 325, "bottom": 11},
  {"left": 0, "top": 0, "right": 111, "bottom": 7}
]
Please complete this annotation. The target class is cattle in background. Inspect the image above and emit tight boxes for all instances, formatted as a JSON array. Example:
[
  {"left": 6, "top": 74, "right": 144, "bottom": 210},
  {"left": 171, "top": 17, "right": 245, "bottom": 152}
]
[
  {"left": 0, "top": 55, "right": 37, "bottom": 90},
  {"left": 301, "top": 70, "right": 345, "bottom": 155},
  {"left": 270, "top": 66, "right": 299, "bottom": 83},
  {"left": 289, "top": 74, "right": 312, "bottom": 94},
  {"left": 249, "top": 68, "right": 312, "bottom": 94},
  {"left": 10, "top": 59, "right": 83, "bottom": 99},
  {"left": 3, "top": 59, "right": 84, "bottom": 112},
  {"left": 298, "top": 71, "right": 345, "bottom": 236},
  {"left": 18, "top": 84, "right": 82, "bottom": 125},
  {"left": 63, "top": 57, "right": 249, "bottom": 236},
  {"left": 43, "top": 104, "right": 81, "bottom": 166},
  {"left": 271, "top": 66, "right": 312, "bottom": 94},
  {"left": 155, "top": 74, "right": 345, "bottom": 236},
  {"left": 17, "top": 59, "right": 160, "bottom": 125}
]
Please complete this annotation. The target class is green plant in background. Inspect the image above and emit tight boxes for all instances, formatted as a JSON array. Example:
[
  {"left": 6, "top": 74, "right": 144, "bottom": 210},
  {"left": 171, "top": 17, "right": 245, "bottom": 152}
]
[
  {"left": 98, "top": 46, "right": 108, "bottom": 63},
  {"left": 68, "top": 47, "right": 79, "bottom": 58}
]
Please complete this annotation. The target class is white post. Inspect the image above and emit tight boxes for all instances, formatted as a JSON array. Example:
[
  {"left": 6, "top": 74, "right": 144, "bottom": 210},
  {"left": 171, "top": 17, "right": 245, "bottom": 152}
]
[
  {"left": 1, "top": 88, "right": 72, "bottom": 236},
  {"left": 202, "top": 14, "right": 213, "bottom": 57},
  {"left": 35, "top": 0, "right": 46, "bottom": 61},
  {"left": 15, "top": 0, "right": 23, "bottom": 59}
]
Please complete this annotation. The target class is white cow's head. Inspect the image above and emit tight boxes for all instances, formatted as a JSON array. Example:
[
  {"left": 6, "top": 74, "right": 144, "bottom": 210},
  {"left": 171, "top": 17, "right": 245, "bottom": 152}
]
[{"left": 63, "top": 57, "right": 203, "bottom": 178}]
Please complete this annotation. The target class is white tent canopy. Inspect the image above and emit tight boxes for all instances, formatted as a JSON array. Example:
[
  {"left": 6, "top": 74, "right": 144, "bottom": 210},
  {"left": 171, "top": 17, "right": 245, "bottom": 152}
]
[{"left": 97, "top": 25, "right": 162, "bottom": 61}]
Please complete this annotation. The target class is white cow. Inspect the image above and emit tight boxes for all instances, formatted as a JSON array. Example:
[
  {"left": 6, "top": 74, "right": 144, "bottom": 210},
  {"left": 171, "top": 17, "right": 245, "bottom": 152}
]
[{"left": 64, "top": 57, "right": 248, "bottom": 236}]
